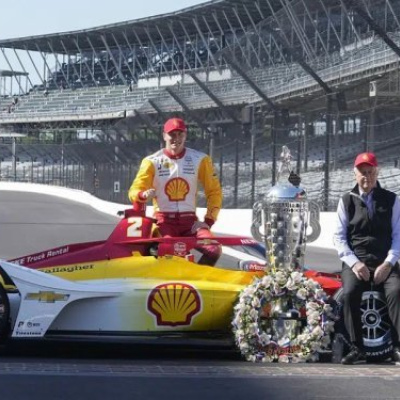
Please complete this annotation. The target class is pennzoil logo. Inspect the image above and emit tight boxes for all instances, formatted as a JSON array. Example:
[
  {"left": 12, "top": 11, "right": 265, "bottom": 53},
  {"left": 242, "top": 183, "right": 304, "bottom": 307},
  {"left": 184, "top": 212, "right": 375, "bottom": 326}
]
[
  {"left": 25, "top": 291, "right": 70, "bottom": 303},
  {"left": 165, "top": 178, "right": 189, "bottom": 201},
  {"left": 147, "top": 283, "right": 201, "bottom": 327}
]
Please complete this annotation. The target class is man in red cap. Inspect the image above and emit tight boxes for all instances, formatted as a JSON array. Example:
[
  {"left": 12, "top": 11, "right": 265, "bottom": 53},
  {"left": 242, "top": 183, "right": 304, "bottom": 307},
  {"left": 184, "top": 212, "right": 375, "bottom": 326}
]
[
  {"left": 334, "top": 152, "right": 400, "bottom": 364},
  {"left": 128, "top": 117, "right": 222, "bottom": 265}
]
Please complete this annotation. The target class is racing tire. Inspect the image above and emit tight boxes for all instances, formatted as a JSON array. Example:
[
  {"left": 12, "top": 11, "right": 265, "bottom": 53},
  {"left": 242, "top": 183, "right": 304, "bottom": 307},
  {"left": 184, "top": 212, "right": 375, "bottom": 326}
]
[
  {"left": 0, "top": 284, "right": 10, "bottom": 345},
  {"left": 333, "top": 287, "right": 393, "bottom": 363}
]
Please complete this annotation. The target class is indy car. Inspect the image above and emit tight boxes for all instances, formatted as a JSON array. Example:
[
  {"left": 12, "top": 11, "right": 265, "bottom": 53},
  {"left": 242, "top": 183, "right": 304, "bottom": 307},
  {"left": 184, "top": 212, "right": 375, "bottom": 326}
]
[{"left": 0, "top": 205, "right": 392, "bottom": 362}]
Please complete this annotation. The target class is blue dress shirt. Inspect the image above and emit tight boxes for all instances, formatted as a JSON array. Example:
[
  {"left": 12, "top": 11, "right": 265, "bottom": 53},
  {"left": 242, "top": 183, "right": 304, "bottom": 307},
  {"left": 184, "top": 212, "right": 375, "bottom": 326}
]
[{"left": 333, "top": 186, "right": 400, "bottom": 268}]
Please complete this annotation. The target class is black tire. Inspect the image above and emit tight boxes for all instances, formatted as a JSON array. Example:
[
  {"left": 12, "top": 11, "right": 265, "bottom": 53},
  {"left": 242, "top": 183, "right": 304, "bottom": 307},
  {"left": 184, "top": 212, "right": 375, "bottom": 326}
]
[
  {"left": 0, "top": 284, "right": 10, "bottom": 344},
  {"left": 333, "top": 287, "right": 393, "bottom": 362}
]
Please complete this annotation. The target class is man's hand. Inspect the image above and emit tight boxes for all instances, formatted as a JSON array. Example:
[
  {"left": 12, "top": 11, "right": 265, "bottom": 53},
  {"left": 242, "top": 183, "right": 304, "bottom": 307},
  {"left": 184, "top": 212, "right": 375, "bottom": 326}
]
[
  {"left": 191, "top": 220, "right": 210, "bottom": 234},
  {"left": 373, "top": 262, "right": 392, "bottom": 285},
  {"left": 142, "top": 189, "right": 156, "bottom": 200},
  {"left": 352, "top": 261, "right": 370, "bottom": 281}
]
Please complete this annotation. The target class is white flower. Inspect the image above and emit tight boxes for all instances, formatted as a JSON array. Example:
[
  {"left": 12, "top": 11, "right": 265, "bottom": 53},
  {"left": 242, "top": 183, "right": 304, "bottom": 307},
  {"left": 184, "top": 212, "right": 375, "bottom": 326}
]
[
  {"left": 278, "top": 354, "right": 290, "bottom": 363},
  {"left": 307, "top": 311, "right": 321, "bottom": 324},
  {"left": 274, "top": 271, "right": 287, "bottom": 286},
  {"left": 239, "top": 341, "right": 250, "bottom": 351},
  {"left": 314, "top": 289, "right": 325, "bottom": 300},
  {"left": 261, "top": 275, "right": 273, "bottom": 287},
  {"left": 323, "top": 304, "right": 333, "bottom": 314},
  {"left": 291, "top": 271, "right": 303, "bottom": 284},
  {"left": 273, "top": 282, "right": 283, "bottom": 295},
  {"left": 233, "top": 271, "right": 335, "bottom": 364},
  {"left": 249, "top": 308, "right": 259, "bottom": 320},
  {"left": 305, "top": 279, "right": 319, "bottom": 291},
  {"left": 286, "top": 277, "right": 297, "bottom": 291},
  {"left": 311, "top": 325, "right": 324, "bottom": 338},
  {"left": 247, "top": 354, "right": 257, "bottom": 362},
  {"left": 259, "top": 332, "right": 271, "bottom": 346},
  {"left": 242, "top": 286, "right": 257, "bottom": 297},
  {"left": 251, "top": 297, "right": 261, "bottom": 308},
  {"left": 291, "top": 354, "right": 306, "bottom": 363},
  {"left": 320, "top": 334, "right": 331, "bottom": 347},
  {"left": 323, "top": 320, "right": 336, "bottom": 333},
  {"left": 306, "top": 301, "right": 320, "bottom": 311},
  {"left": 296, "top": 288, "right": 307, "bottom": 300},
  {"left": 262, "top": 290, "right": 272, "bottom": 301}
]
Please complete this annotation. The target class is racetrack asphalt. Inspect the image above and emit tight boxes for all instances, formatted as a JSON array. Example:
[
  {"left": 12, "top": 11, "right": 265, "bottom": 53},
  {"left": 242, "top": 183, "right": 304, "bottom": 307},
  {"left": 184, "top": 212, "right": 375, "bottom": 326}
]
[{"left": 1, "top": 189, "right": 398, "bottom": 400}]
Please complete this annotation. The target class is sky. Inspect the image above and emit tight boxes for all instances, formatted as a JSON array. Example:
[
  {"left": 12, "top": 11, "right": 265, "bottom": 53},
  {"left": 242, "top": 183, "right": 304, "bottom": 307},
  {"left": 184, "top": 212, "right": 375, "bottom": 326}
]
[
  {"left": 0, "top": 0, "right": 207, "bottom": 92},
  {"left": 0, "top": 0, "right": 207, "bottom": 39}
]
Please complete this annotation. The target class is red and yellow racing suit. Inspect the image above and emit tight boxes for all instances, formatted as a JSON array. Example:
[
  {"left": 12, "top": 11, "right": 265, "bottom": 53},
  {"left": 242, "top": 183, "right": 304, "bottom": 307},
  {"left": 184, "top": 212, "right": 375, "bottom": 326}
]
[{"left": 128, "top": 147, "right": 223, "bottom": 264}]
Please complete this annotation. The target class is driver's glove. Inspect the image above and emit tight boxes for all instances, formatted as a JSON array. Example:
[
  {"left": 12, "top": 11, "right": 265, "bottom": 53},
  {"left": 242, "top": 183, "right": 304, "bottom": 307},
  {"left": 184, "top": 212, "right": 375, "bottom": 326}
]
[
  {"left": 141, "top": 188, "right": 156, "bottom": 200},
  {"left": 191, "top": 220, "right": 210, "bottom": 234}
]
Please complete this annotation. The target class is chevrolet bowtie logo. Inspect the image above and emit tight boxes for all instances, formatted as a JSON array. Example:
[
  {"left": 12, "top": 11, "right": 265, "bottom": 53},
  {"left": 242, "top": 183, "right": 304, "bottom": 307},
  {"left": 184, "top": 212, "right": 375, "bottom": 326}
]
[{"left": 25, "top": 291, "right": 69, "bottom": 303}]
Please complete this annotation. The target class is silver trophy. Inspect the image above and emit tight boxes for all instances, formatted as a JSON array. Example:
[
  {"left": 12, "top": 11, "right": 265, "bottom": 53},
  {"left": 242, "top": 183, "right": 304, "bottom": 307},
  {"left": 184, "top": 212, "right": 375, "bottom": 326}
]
[
  {"left": 251, "top": 147, "right": 321, "bottom": 357},
  {"left": 251, "top": 146, "right": 321, "bottom": 271}
]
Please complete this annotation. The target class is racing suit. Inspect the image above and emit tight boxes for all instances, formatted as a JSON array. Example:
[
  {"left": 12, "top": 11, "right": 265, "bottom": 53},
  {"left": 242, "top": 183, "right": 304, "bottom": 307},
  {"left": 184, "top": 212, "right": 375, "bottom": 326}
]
[{"left": 128, "top": 147, "right": 223, "bottom": 265}]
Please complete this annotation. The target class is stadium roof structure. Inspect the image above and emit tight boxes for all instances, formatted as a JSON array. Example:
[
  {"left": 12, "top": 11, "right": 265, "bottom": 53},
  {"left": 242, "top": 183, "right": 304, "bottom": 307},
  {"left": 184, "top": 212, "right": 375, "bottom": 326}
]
[
  {"left": 0, "top": 0, "right": 282, "bottom": 54},
  {"left": 0, "top": 70, "right": 28, "bottom": 77}
]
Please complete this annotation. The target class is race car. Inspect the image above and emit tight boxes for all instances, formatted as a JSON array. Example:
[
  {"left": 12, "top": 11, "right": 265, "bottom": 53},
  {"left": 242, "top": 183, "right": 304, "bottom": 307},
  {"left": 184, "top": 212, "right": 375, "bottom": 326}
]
[
  {"left": 0, "top": 206, "right": 271, "bottom": 345},
  {"left": 0, "top": 205, "right": 390, "bottom": 362}
]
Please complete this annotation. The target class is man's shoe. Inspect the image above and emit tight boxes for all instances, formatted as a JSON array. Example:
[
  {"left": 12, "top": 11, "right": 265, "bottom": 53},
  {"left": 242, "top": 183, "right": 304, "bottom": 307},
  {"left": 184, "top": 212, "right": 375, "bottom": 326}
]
[
  {"left": 341, "top": 347, "right": 366, "bottom": 365},
  {"left": 392, "top": 347, "right": 400, "bottom": 363}
]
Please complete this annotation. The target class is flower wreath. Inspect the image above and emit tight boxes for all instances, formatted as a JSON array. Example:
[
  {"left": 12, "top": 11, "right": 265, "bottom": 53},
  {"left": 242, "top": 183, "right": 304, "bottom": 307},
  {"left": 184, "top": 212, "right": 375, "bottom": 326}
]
[{"left": 232, "top": 270, "right": 336, "bottom": 363}]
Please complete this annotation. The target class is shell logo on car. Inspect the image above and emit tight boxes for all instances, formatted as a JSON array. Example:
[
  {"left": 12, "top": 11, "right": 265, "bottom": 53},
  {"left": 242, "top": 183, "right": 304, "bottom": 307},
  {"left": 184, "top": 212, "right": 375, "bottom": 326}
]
[
  {"left": 147, "top": 282, "right": 201, "bottom": 327},
  {"left": 165, "top": 178, "right": 189, "bottom": 201}
]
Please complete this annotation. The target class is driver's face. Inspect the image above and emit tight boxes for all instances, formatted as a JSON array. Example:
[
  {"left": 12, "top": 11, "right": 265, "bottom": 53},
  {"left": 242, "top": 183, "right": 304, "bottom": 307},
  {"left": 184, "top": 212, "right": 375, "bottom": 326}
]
[{"left": 163, "top": 129, "right": 187, "bottom": 154}]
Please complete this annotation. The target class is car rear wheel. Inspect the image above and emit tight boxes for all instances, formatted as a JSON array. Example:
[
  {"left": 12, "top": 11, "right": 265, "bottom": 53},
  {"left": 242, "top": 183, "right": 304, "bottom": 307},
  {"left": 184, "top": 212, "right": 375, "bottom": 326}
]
[
  {"left": 333, "top": 288, "right": 393, "bottom": 362},
  {"left": 0, "top": 284, "right": 10, "bottom": 344}
]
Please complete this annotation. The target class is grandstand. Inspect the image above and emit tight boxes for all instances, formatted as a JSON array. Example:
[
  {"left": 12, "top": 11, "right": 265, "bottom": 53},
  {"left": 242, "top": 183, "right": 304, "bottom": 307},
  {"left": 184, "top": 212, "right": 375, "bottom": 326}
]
[{"left": 1, "top": 0, "right": 400, "bottom": 209}]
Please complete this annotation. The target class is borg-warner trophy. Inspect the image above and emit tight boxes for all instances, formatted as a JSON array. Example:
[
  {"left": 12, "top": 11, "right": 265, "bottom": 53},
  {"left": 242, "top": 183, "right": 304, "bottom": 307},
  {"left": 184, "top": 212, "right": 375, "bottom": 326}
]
[
  {"left": 250, "top": 146, "right": 321, "bottom": 352},
  {"left": 251, "top": 145, "right": 321, "bottom": 271}
]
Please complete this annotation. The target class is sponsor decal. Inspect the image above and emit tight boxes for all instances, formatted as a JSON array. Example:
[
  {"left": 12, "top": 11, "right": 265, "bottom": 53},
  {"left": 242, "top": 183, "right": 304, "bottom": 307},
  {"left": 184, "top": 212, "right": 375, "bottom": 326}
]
[
  {"left": 44, "top": 264, "right": 94, "bottom": 274},
  {"left": 15, "top": 330, "right": 42, "bottom": 337},
  {"left": 147, "top": 283, "right": 201, "bottom": 327},
  {"left": 240, "top": 239, "right": 257, "bottom": 245},
  {"left": 196, "top": 238, "right": 219, "bottom": 246},
  {"left": 25, "top": 291, "right": 69, "bottom": 303},
  {"left": 15, "top": 320, "right": 42, "bottom": 336},
  {"left": 173, "top": 242, "right": 187, "bottom": 257},
  {"left": 164, "top": 178, "right": 189, "bottom": 201},
  {"left": 240, "top": 261, "right": 266, "bottom": 272},
  {"left": 163, "top": 161, "right": 174, "bottom": 169},
  {"left": 11, "top": 246, "right": 69, "bottom": 265}
]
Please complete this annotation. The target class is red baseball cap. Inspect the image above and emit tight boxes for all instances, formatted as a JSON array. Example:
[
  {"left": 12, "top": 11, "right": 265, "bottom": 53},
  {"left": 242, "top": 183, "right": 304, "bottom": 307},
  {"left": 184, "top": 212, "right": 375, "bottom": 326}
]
[
  {"left": 354, "top": 152, "right": 378, "bottom": 167},
  {"left": 163, "top": 118, "right": 187, "bottom": 134}
]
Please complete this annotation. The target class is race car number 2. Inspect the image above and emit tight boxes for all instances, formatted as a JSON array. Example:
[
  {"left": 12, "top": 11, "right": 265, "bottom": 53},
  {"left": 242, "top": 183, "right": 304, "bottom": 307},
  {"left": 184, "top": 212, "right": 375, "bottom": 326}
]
[{"left": 127, "top": 217, "right": 143, "bottom": 237}]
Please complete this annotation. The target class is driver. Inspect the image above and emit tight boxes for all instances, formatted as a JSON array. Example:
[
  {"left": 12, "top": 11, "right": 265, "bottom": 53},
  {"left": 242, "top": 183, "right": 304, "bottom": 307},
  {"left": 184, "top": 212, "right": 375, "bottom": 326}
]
[
  {"left": 128, "top": 117, "right": 222, "bottom": 266},
  {"left": 333, "top": 152, "right": 400, "bottom": 364}
]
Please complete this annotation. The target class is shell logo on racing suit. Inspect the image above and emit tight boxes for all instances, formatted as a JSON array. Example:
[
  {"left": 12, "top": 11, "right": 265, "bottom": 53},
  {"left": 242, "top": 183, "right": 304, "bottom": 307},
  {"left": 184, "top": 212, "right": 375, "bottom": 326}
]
[
  {"left": 147, "top": 283, "right": 201, "bottom": 327},
  {"left": 165, "top": 178, "right": 190, "bottom": 201}
]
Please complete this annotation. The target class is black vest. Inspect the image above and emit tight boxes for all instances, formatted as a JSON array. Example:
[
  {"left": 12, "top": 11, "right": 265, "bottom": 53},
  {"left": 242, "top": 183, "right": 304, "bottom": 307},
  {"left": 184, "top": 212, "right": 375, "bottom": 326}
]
[{"left": 342, "top": 183, "right": 395, "bottom": 268}]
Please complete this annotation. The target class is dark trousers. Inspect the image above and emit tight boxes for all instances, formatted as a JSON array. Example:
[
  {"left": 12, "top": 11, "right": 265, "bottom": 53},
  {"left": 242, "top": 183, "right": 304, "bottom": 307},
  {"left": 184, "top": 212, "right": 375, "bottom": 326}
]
[{"left": 341, "top": 263, "right": 400, "bottom": 348}]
